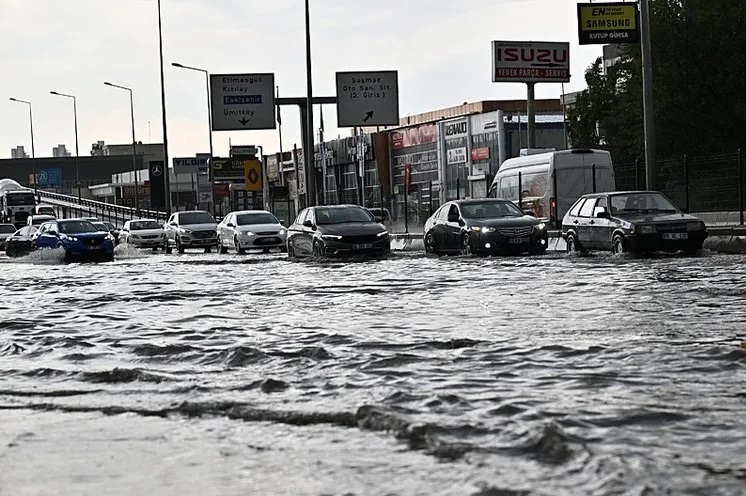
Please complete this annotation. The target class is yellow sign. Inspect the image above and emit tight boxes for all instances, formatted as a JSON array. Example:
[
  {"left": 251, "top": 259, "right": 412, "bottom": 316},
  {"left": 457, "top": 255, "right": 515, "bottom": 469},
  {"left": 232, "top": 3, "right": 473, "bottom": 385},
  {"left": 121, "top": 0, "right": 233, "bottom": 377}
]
[
  {"left": 577, "top": 3, "right": 640, "bottom": 45},
  {"left": 243, "top": 159, "right": 263, "bottom": 191}
]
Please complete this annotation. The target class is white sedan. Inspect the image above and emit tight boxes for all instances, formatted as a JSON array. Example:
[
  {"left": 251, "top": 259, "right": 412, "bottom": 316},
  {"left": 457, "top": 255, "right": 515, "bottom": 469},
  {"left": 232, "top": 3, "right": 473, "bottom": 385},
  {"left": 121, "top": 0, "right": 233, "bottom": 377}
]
[
  {"left": 119, "top": 219, "right": 165, "bottom": 250},
  {"left": 217, "top": 210, "right": 287, "bottom": 254}
]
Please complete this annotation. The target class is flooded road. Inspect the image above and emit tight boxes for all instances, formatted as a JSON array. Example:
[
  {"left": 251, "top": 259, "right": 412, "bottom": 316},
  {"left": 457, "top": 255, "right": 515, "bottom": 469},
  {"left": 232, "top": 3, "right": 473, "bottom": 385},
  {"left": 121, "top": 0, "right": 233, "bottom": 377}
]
[{"left": 1, "top": 248, "right": 745, "bottom": 495}]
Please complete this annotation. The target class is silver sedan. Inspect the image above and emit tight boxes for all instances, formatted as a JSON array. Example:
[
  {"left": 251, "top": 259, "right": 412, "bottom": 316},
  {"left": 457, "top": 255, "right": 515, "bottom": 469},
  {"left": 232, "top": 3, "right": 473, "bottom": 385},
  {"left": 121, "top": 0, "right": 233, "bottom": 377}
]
[{"left": 217, "top": 210, "right": 287, "bottom": 254}]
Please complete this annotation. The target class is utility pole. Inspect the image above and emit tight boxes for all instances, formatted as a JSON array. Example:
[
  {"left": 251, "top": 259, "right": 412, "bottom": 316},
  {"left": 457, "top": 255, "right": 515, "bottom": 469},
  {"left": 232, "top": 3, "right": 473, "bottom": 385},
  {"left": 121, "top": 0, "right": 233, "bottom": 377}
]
[
  {"left": 640, "top": 0, "right": 656, "bottom": 190},
  {"left": 304, "top": 0, "right": 317, "bottom": 206},
  {"left": 526, "top": 83, "right": 536, "bottom": 149}
]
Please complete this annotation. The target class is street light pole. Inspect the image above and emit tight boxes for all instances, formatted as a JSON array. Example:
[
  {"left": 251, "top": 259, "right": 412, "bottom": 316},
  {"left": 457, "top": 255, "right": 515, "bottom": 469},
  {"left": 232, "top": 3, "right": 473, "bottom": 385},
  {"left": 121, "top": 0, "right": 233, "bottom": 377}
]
[
  {"left": 157, "top": 0, "right": 172, "bottom": 213},
  {"left": 640, "top": 0, "right": 656, "bottom": 190},
  {"left": 9, "top": 98, "right": 37, "bottom": 197},
  {"left": 171, "top": 62, "right": 214, "bottom": 211},
  {"left": 104, "top": 82, "right": 140, "bottom": 214},
  {"left": 304, "top": 0, "right": 316, "bottom": 207},
  {"left": 50, "top": 91, "right": 81, "bottom": 202}
]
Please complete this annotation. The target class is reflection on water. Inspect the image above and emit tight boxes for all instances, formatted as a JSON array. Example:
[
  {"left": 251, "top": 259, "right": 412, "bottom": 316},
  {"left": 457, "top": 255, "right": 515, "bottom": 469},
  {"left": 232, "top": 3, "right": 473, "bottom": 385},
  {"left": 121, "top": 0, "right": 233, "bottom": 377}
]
[{"left": 1, "top": 251, "right": 745, "bottom": 496}]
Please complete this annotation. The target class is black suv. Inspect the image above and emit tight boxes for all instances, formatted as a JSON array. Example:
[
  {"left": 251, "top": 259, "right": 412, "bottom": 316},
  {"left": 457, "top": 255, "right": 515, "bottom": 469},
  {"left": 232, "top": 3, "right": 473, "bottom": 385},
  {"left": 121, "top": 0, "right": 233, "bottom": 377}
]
[{"left": 562, "top": 191, "right": 708, "bottom": 255}]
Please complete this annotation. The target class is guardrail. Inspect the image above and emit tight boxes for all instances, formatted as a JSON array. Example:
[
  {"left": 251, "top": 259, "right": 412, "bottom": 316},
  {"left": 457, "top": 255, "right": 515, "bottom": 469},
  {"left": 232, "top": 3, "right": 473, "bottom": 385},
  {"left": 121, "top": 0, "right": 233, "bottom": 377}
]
[{"left": 33, "top": 189, "right": 169, "bottom": 225}]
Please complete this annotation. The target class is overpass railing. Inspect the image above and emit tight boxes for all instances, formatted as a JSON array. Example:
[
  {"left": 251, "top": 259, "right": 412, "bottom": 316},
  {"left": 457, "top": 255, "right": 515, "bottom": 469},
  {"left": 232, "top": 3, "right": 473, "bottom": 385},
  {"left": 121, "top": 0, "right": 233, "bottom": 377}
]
[{"left": 34, "top": 189, "right": 169, "bottom": 225}]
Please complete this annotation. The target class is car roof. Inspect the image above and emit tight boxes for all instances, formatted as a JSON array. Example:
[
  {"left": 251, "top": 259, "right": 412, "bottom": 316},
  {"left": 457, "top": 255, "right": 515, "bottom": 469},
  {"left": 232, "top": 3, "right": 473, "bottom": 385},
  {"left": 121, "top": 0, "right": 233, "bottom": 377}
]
[
  {"left": 176, "top": 210, "right": 210, "bottom": 214},
  {"left": 452, "top": 199, "right": 512, "bottom": 205},
  {"left": 129, "top": 218, "right": 158, "bottom": 223},
  {"left": 232, "top": 210, "right": 272, "bottom": 215},
  {"left": 578, "top": 190, "right": 660, "bottom": 199},
  {"left": 313, "top": 204, "right": 365, "bottom": 209}
]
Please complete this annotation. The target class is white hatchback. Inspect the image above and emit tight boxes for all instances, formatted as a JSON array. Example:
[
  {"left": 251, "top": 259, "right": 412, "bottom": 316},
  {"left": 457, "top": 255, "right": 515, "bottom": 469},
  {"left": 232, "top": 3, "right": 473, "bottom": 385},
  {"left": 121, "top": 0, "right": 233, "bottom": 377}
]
[
  {"left": 119, "top": 219, "right": 165, "bottom": 249},
  {"left": 217, "top": 210, "right": 286, "bottom": 254}
]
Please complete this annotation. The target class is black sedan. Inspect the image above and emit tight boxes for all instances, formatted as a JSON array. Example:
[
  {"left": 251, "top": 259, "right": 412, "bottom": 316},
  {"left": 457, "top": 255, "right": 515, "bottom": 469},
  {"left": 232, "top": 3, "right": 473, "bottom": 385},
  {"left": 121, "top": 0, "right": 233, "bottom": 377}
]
[
  {"left": 562, "top": 190, "right": 708, "bottom": 255},
  {"left": 423, "top": 199, "right": 549, "bottom": 255},
  {"left": 4, "top": 225, "right": 38, "bottom": 257},
  {"left": 286, "top": 205, "right": 390, "bottom": 258}
]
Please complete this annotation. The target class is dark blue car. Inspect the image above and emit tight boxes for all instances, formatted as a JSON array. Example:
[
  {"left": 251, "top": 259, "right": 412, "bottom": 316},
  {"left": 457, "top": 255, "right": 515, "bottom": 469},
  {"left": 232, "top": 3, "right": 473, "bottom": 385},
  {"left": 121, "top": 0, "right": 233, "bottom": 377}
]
[{"left": 33, "top": 219, "right": 115, "bottom": 262}]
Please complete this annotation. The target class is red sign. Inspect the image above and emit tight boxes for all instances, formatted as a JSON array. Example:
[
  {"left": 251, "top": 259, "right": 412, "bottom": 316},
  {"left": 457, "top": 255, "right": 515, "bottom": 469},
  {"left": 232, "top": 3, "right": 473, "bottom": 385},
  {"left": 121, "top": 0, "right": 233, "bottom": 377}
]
[
  {"left": 404, "top": 164, "right": 411, "bottom": 194},
  {"left": 391, "top": 123, "right": 437, "bottom": 150},
  {"left": 213, "top": 184, "right": 230, "bottom": 199},
  {"left": 471, "top": 147, "right": 490, "bottom": 161},
  {"left": 491, "top": 41, "right": 570, "bottom": 83}
]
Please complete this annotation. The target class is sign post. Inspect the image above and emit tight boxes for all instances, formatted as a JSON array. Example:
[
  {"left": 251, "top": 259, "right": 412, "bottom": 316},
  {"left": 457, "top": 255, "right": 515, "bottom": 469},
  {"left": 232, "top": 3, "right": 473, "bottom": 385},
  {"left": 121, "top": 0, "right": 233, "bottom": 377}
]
[
  {"left": 335, "top": 71, "right": 400, "bottom": 128},
  {"left": 491, "top": 41, "right": 570, "bottom": 149},
  {"left": 210, "top": 73, "right": 276, "bottom": 131}
]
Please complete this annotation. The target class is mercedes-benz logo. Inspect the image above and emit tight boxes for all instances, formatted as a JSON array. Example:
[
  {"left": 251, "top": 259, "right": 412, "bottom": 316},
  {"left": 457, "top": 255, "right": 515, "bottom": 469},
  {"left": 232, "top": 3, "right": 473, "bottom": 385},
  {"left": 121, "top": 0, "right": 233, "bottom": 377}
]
[{"left": 151, "top": 164, "right": 163, "bottom": 177}]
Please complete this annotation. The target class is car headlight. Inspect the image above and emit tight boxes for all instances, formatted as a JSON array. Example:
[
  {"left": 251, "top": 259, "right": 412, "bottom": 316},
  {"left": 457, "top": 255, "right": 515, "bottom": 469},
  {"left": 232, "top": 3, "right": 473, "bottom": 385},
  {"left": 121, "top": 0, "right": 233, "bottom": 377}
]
[
  {"left": 106, "top": 234, "right": 114, "bottom": 241},
  {"left": 241, "top": 231, "right": 256, "bottom": 237},
  {"left": 470, "top": 226, "right": 495, "bottom": 233},
  {"left": 180, "top": 228, "right": 192, "bottom": 234},
  {"left": 377, "top": 230, "right": 389, "bottom": 237},
  {"left": 279, "top": 229, "right": 287, "bottom": 236},
  {"left": 321, "top": 234, "right": 342, "bottom": 240},
  {"left": 131, "top": 234, "right": 141, "bottom": 239},
  {"left": 635, "top": 224, "right": 656, "bottom": 234},
  {"left": 536, "top": 223, "right": 546, "bottom": 230},
  {"left": 67, "top": 236, "right": 78, "bottom": 242}
]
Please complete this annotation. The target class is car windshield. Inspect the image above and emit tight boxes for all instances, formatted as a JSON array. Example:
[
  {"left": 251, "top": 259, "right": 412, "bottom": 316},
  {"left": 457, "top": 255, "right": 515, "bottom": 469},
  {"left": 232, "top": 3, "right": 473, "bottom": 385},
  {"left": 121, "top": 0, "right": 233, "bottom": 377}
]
[
  {"left": 91, "top": 223, "right": 108, "bottom": 231},
  {"left": 460, "top": 201, "right": 524, "bottom": 218},
  {"left": 315, "top": 207, "right": 374, "bottom": 225},
  {"left": 0, "top": 224, "right": 16, "bottom": 234},
  {"left": 236, "top": 213, "right": 278, "bottom": 225},
  {"left": 179, "top": 212, "right": 214, "bottom": 224},
  {"left": 103, "top": 222, "right": 116, "bottom": 230},
  {"left": 131, "top": 221, "right": 161, "bottom": 230},
  {"left": 610, "top": 193, "right": 679, "bottom": 214},
  {"left": 58, "top": 221, "right": 97, "bottom": 234},
  {"left": 7, "top": 193, "right": 35, "bottom": 206}
]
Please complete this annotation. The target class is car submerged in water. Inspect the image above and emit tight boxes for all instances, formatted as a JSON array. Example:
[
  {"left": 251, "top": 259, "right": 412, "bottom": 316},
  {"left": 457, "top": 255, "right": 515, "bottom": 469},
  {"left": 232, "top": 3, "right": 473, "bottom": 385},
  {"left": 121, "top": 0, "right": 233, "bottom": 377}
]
[
  {"left": 33, "top": 219, "right": 116, "bottom": 262},
  {"left": 562, "top": 191, "right": 708, "bottom": 255},
  {"left": 286, "top": 205, "right": 390, "bottom": 258},
  {"left": 423, "top": 199, "right": 549, "bottom": 255}
]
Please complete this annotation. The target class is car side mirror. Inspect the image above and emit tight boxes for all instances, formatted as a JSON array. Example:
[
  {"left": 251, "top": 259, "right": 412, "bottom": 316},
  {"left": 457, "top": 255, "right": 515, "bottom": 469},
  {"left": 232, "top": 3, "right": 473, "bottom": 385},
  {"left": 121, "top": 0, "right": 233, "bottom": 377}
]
[
  {"left": 303, "top": 220, "right": 314, "bottom": 229},
  {"left": 227, "top": 222, "right": 235, "bottom": 228},
  {"left": 595, "top": 209, "right": 609, "bottom": 218},
  {"left": 48, "top": 231, "right": 58, "bottom": 236},
  {"left": 279, "top": 220, "right": 285, "bottom": 226},
  {"left": 374, "top": 216, "right": 383, "bottom": 223},
  {"left": 447, "top": 214, "right": 459, "bottom": 223}
]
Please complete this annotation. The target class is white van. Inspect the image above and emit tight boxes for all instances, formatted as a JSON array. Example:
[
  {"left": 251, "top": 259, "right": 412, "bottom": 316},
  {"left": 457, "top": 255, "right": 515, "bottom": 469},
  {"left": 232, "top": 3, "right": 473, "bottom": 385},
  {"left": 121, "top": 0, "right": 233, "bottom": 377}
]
[{"left": 489, "top": 149, "right": 615, "bottom": 226}]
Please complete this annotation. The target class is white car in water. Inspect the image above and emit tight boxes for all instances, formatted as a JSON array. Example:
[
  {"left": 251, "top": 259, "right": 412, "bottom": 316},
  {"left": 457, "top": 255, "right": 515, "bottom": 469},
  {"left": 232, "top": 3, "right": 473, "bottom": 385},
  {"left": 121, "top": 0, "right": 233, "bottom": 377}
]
[
  {"left": 164, "top": 210, "right": 218, "bottom": 254},
  {"left": 119, "top": 219, "right": 165, "bottom": 249},
  {"left": 217, "top": 210, "right": 287, "bottom": 254}
]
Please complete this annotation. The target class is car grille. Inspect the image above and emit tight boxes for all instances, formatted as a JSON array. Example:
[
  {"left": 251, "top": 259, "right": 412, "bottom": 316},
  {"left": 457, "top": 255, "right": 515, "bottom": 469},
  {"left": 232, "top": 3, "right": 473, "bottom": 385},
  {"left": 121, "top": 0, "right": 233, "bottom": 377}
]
[
  {"left": 656, "top": 224, "right": 687, "bottom": 233},
  {"left": 83, "top": 237, "right": 103, "bottom": 246},
  {"left": 497, "top": 226, "right": 534, "bottom": 237},
  {"left": 257, "top": 231, "right": 279, "bottom": 236},
  {"left": 141, "top": 235, "right": 159, "bottom": 239},
  {"left": 340, "top": 234, "right": 379, "bottom": 244},
  {"left": 193, "top": 230, "right": 215, "bottom": 239},
  {"left": 254, "top": 237, "right": 281, "bottom": 245}
]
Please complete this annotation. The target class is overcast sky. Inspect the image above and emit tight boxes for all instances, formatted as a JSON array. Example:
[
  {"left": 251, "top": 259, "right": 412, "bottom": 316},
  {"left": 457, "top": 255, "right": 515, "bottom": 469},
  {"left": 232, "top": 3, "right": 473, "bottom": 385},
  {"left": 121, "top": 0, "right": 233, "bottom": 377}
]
[{"left": 1, "top": 0, "right": 604, "bottom": 161}]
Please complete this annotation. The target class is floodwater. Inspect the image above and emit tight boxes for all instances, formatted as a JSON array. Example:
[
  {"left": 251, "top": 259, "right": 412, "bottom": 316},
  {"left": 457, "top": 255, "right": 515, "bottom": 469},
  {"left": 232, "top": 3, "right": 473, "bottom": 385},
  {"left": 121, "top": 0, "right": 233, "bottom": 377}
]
[{"left": 1, "top": 246, "right": 745, "bottom": 496}]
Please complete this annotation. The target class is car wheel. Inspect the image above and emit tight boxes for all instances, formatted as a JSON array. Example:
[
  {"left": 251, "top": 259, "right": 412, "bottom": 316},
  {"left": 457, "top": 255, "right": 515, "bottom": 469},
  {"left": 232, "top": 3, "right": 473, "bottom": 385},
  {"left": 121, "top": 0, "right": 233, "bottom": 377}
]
[
  {"left": 204, "top": 246, "right": 212, "bottom": 254},
  {"left": 219, "top": 238, "right": 228, "bottom": 254},
  {"left": 566, "top": 234, "right": 582, "bottom": 254},
  {"left": 312, "top": 241, "right": 325, "bottom": 257},
  {"left": 612, "top": 235, "right": 626, "bottom": 255},
  {"left": 176, "top": 236, "right": 185, "bottom": 254},
  {"left": 234, "top": 236, "right": 246, "bottom": 254},
  {"left": 165, "top": 240, "right": 172, "bottom": 254},
  {"left": 425, "top": 233, "right": 437, "bottom": 255},
  {"left": 460, "top": 234, "right": 474, "bottom": 256}
]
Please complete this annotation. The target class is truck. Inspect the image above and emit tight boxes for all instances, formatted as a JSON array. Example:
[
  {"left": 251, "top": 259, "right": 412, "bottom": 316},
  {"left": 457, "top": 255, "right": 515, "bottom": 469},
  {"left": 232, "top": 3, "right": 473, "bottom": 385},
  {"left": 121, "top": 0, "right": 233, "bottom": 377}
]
[
  {"left": 0, "top": 179, "right": 37, "bottom": 227},
  {"left": 488, "top": 149, "right": 615, "bottom": 227}
]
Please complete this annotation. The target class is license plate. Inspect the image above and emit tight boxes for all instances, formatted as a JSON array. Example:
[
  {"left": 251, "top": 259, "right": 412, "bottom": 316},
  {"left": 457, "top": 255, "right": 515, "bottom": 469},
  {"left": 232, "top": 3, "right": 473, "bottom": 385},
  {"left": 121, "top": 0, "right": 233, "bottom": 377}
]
[
  {"left": 86, "top": 245, "right": 102, "bottom": 250},
  {"left": 662, "top": 233, "right": 688, "bottom": 240},
  {"left": 508, "top": 237, "right": 529, "bottom": 244},
  {"left": 352, "top": 243, "right": 373, "bottom": 250}
]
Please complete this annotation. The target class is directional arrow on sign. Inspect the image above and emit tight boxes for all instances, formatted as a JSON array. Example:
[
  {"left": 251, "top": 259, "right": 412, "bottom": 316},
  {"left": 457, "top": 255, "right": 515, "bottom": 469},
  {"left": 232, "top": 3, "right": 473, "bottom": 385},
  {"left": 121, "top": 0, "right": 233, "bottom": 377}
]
[
  {"left": 238, "top": 118, "right": 250, "bottom": 126},
  {"left": 363, "top": 111, "right": 374, "bottom": 123},
  {"left": 248, "top": 168, "right": 259, "bottom": 184}
]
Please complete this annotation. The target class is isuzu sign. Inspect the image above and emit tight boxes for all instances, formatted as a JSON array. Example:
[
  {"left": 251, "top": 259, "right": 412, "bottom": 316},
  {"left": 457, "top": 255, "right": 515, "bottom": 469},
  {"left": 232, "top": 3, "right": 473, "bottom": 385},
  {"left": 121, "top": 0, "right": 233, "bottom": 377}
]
[{"left": 491, "top": 41, "right": 570, "bottom": 83}]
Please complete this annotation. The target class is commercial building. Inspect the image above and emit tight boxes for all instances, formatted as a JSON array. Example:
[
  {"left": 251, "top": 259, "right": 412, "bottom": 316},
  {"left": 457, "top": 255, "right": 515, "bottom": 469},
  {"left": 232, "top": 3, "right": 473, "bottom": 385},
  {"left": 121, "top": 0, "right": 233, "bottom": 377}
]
[
  {"left": 52, "top": 144, "right": 71, "bottom": 157},
  {"left": 11, "top": 146, "right": 29, "bottom": 159}
]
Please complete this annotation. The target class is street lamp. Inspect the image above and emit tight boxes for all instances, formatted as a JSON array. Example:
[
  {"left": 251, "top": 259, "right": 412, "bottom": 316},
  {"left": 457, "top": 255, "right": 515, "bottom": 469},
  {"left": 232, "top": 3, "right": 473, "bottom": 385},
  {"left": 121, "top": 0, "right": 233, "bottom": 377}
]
[
  {"left": 9, "top": 97, "right": 37, "bottom": 197},
  {"left": 50, "top": 90, "right": 81, "bottom": 202},
  {"left": 104, "top": 81, "right": 140, "bottom": 214},
  {"left": 157, "top": 0, "right": 172, "bottom": 213},
  {"left": 172, "top": 62, "right": 214, "bottom": 210}
]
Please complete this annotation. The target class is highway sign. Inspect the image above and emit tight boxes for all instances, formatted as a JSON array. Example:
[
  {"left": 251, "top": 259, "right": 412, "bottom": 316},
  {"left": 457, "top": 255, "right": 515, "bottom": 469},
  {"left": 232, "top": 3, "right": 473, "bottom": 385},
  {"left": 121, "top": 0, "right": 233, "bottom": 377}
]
[
  {"left": 243, "top": 160, "right": 262, "bottom": 191},
  {"left": 210, "top": 73, "right": 276, "bottom": 131},
  {"left": 173, "top": 157, "right": 209, "bottom": 175},
  {"left": 491, "top": 41, "right": 570, "bottom": 83},
  {"left": 336, "top": 71, "right": 399, "bottom": 127},
  {"left": 577, "top": 3, "right": 640, "bottom": 45},
  {"left": 36, "top": 168, "right": 62, "bottom": 187},
  {"left": 230, "top": 145, "right": 258, "bottom": 157}
]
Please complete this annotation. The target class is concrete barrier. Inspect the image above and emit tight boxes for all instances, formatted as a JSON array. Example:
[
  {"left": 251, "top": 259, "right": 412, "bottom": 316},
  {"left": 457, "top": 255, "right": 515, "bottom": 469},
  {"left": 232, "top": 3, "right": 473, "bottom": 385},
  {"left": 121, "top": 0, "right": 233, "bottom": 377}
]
[{"left": 390, "top": 233, "right": 424, "bottom": 252}]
